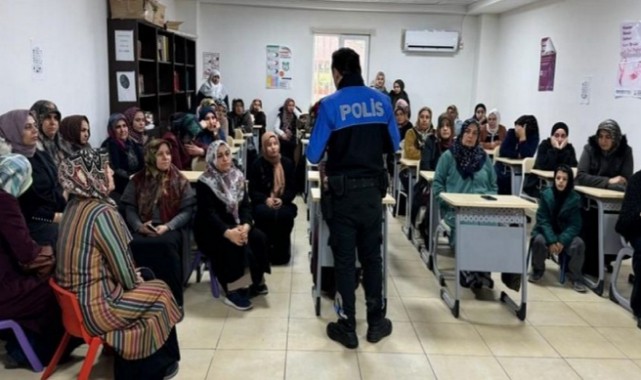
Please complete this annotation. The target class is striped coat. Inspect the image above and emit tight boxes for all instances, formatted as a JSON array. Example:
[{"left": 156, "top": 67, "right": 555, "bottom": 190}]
[{"left": 55, "top": 197, "right": 182, "bottom": 360}]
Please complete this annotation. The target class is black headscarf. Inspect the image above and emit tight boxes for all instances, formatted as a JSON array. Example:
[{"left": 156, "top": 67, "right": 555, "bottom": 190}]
[{"left": 451, "top": 118, "right": 487, "bottom": 179}]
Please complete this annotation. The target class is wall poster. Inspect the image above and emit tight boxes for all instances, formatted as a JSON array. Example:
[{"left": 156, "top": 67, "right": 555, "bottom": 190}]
[
  {"left": 266, "top": 45, "right": 292, "bottom": 89},
  {"left": 615, "top": 21, "right": 641, "bottom": 99},
  {"left": 202, "top": 52, "right": 220, "bottom": 79},
  {"left": 538, "top": 37, "right": 556, "bottom": 91}
]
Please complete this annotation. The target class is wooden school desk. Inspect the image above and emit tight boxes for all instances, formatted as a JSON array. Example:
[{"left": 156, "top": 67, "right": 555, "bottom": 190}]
[
  {"left": 399, "top": 158, "right": 419, "bottom": 239},
  {"left": 438, "top": 193, "right": 536, "bottom": 320},
  {"left": 495, "top": 157, "right": 525, "bottom": 195},
  {"left": 309, "top": 188, "right": 395, "bottom": 316}
]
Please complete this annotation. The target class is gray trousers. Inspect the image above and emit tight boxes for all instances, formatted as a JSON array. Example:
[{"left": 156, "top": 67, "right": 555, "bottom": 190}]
[{"left": 531, "top": 234, "right": 585, "bottom": 281}]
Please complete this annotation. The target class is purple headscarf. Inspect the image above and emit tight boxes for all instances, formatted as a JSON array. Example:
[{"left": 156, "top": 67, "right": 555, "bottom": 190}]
[{"left": 0, "top": 110, "right": 37, "bottom": 158}]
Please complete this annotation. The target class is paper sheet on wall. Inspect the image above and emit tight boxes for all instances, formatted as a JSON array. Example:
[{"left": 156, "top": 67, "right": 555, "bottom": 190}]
[
  {"left": 266, "top": 45, "right": 292, "bottom": 89},
  {"left": 615, "top": 22, "right": 641, "bottom": 98},
  {"left": 203, "top": 52, "right": 220, "bottom": 79},
  {"left": 115, "top": 30, "right": 134, "bottom": 62},
  {"left": 580, "top": 76, "right": 592, "bottom": 105},
  {"left": 538, "top": 37, "right": 556, "bottom": 91},
  {"left": 116, "top": 71, "right": 137, "bottom": 102},
  {"left": 31, "top": 39, "right": 44, "bottom": 81}
]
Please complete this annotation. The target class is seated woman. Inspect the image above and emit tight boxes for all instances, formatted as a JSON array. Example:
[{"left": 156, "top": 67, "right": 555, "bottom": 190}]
[
  {"left": 616, "top": 170, "right": 641, "bottom": 327},
  {"left": 479, "top": 108, "right": 506, "bottom": 150},
  {"left": 433, "top": 119, "right": 500, "bottom": 289},
  {"left": 102, "top": 113, "right": 144, "bottom": 199},
  {"left": 404, "top": 106, "right": 432, "bottom": 160},
  {"left": 523, "top": 122, "right": 578, "bottom": 198},
  {"left": 56, "top": 148, "right": 182, "bottom": 379},
  {"left": 395, "top": 106, "right": 413, "bottom": 140},
  {"left": 576, "top": 119, "right": 633, "bottom": 277},
  {"left": 496, "top": 114, "right": 540, "bottom": 194},
  {"left": 471, "top": 103, "right": 487, "bottom": 125},
  {"left": 215, "top": 99, "right": 231, "bottom": 139},
  {"left": 194, "top": 141, "right": 270, "bottom": 311},
  {"left": 0, "top": 153, "right": 63, "bottom": 368},
  {"left": 370, "top": 71, "right": 387, "bottom": 92},
  {"left": 415, "top": 113, "right": 454, "bottom": 240},
  {"left": 529, "top": 165, "right": 586, "bottom": 293},
  {"left": 195, "top": 106, "right": 225, "bottom": 149},
  {"left": 121, "top": 140, "right": 196, "bottom": 307},
  {"left": 250, "top": 98, "right": 267, "bottom": 128},
  {"left": 59, "top": 115, "right": 92, "bottom": 155},
  {"left": 576, "top": 119, "right": 633, "bottom": 191},
  {"left": 197, "top": 69, "right": 229, "bottom": 110},
  {"left": 31, "top": 100, "right": 65, "bottom": 165},
  {"left": 249, "top": 132, "right": 298, "bottom": 265},
  {"left": 124, "top": 107, "right": 149, "bottom": 147},
  {"left": 164, "top": 112, "right": 204, "bottom": 170},
  {"left": 0, "top": 109, "right": 66, "bottom": 246},
  {"left": 273, "top": 98, "right": 302, "bottom": 163},
  {"left": 229, "top": 98, "right": 257, "bottom": 166},
  {"left": 389, "top": 79, "right": 410, "bottom": 115}
]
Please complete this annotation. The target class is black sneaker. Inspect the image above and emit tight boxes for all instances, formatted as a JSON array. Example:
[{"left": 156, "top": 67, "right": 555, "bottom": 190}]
[
  {"left": 528, "top": 270, "right": 544, "bottom": 283},
  {"left": 367, "top": 318, "right": 393, "bottom": 343},
  {"left": 163, "top": 361, "right": 179, "bottom": 380},
  {"left": 249, "top": 283, "right": 269, "bottom": 298},
  {"left": 326, "top": 320, "right": 358, "bottom": 349},
  {"left": 224, "top": 291, "right": 253, "bottom": 311}
]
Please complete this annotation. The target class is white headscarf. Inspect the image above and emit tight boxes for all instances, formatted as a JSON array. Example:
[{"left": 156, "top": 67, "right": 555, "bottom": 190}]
[{"left": 486, "top": 108, "right": 501, "bottom": 135}]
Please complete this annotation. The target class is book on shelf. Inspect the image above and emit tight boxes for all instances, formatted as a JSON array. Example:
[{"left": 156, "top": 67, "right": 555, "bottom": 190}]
[
  {"left": 157, "top": 35, "right": 169, "bottom": 62},
  {"left": 138, "top": 74, "right": 145, "bottom": 95}
]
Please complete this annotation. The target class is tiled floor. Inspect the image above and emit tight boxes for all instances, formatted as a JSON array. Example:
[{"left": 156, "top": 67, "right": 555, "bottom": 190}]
[{"left": 2, "top": 197, "right": 640, "bottom": 379}]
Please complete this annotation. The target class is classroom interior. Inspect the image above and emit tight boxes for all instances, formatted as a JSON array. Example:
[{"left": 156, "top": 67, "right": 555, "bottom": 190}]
[{"left": 2, "top": 0, "right": 641, "bottom": 379}]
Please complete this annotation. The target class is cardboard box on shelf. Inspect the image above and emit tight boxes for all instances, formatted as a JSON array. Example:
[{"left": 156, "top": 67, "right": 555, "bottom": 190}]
[
  {"left": 109, "top": 0, "right": 154, "bottom": 23},
  {"left": 166, "top": 21, "right": 183, "bottom": 31},
  {"left": 153, "top": 2, "right": 166, "bottom": 27}
]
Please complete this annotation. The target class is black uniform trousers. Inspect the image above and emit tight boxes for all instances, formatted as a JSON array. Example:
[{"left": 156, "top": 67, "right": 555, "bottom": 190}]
[{"left": 326, "top": 182, "right": 385, "bottom": 328}]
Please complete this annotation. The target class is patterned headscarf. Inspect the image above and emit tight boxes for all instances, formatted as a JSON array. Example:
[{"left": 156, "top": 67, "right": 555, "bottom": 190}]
[
  {"left": 131, "top": 139, "right": 190, "bottom": 223},
  {"left": 30, "top": 100, "right": 63, "bottom": 163},
  {"left": 59, "top": 115, "right": 91, "bottom": 154},
  {"left": 451, "top": 118, "right": 487, "bottom": 179},
  {"left": 261, "top": 131, "right": 285, "bottom": 198},
  {"left": 0, "top": 110, "right": 37, "bottom": 158},
  {"left": 0, "top": 154, "right": 33, "bottom": 197},
  {"left": 199, "top": 140, "right": 245, "bottom": 223},
  {"left": 596, "top": 119, "right": 622, "bottom": 150},
  {"left": 58, "top": 148, "right": 114, "bottom": 205},
  {"left": 124, "top": 107, "right": 145, "bottom": 145}
]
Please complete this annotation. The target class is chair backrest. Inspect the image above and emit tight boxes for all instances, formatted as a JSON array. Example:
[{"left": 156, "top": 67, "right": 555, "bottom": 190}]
[
  {"left": 191, "top": 157, "right": 206, "bottom": 171},
  {"left": 519, "top": 157, "right": 538, "bottom": 203},
  {"left": 234, "top": 128, "right": 243, "bottom": 140},
  {"left": 48, "top": 278, "right": 94, "bottom": 343},
  {"left": 492, "top": 145, "right": 501, "bottom": 164},
  {"left": 226, "top": 135, "right": 234, "bottom": 146}
]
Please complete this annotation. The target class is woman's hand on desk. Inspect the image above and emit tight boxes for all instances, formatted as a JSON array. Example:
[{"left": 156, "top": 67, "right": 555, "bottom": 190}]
[{"left": 609, "top": 176, "right": 627, "bottom": 186}]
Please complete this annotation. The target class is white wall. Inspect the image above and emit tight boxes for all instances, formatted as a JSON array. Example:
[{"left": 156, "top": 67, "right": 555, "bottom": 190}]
[
  {"left": 197, "top": 4, "right": 480, "bottom": 126},
  {"left": 0, "top": 0, "right": 178, "bottom": 146},
  {"left": 490, "top": 0, "right": 640, "bottom": 169}
]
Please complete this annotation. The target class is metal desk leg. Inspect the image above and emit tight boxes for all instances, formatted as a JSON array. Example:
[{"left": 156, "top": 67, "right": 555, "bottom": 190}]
[
  {"left": 440, "top": 212, "right": 461, "bottom": 318},
  {"left": 403, "top": 171, "right": 415, "bottom": 239},
  {"left": 584, "top": 199, "right": 605, "bottom": 296},
  {"left": 382, "top": 206, "right": 388, "bottom": 310},
  {"left": 312, "top": 201, "right": 323, "bottom": 316},
  {"left": 499, "top": 213, "right": 528, "bottom": 321}
]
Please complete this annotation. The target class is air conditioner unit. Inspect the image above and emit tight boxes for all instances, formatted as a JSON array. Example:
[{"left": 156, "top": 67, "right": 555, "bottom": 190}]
[{"left": 403, "top": 30, "right": 459, "bottom": 53}]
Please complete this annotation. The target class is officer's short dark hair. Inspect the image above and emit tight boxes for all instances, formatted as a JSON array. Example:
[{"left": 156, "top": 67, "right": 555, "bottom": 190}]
[{"left": 331, "top": 48, "right": 361, "bottom": 76}]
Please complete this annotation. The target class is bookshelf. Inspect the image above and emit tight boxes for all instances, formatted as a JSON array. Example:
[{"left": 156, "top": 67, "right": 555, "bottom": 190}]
[{"left": 107, "top": 19, "right": 196, "bottom": 137}]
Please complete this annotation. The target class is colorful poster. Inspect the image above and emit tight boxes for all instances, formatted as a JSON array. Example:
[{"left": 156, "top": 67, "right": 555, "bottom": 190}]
[
  {"left": 538, "top": 37, "right": 556, "bottom": 92},
  {"left": 615, "top": 22, "right": 641, "bottom": 98},
  {"left": 266, "top": 45, "right": 292, "bottom": 89},
  {"left": 202, "top": 52, "right": 220, "bottom": 79}
]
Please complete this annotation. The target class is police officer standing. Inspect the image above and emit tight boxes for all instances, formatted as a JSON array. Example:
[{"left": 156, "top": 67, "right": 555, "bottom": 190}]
[{"left": 307, "top": 48, "right": 400, "bottom": 349}]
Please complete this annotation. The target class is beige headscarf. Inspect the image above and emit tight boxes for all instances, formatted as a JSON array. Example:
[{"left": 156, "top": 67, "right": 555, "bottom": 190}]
[{"left": 261, "top": 131, "right": 285, "bottom": 198}]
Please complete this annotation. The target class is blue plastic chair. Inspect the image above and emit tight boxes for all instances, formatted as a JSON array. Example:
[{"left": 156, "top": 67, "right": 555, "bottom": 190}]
[{"left": 0, "top": 319, "right": 43, "bottom": 372}]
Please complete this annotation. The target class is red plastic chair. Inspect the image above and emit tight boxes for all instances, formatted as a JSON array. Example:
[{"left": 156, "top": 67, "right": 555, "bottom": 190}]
[{"left": 41, "top": 278, "right": 105, "bottom": 380}]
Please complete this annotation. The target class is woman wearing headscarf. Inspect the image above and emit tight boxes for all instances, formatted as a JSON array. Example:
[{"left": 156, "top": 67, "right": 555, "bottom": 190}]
[
  {"left": 404, "top": 106, "right": 433, "bottom": 160},
  {"left": 194, "top": 141, "right": 270, "bottom": 311},
  {"left": 164, "top": 112, "right": 204, "bottom": 170},
  {"left": 124, "top": 107, "right": 148, "bottom": 147},
  {"left": 523, "top": 122, "right": 578, "bottom": 198},
  {"left": 102, "top": 113, "right": 144, "bottom": 198},
  {"left": 56, "top": 148, "right": 182, "bottom": 379},
  {"left": 576, "top": 119, "right": 633, "bottom": 277},
  {"left": 433, "top": 118, "right": 500, "bottom": 289},
  {"left": 370, "top": 71, "right": 387, "bottom": 92},
  {"left": 30, "top": 100, "right": 65, "bottom": 165},
  {"left": 248, "top": 132, "right": 298, "bottom": 265},
  {"left": 529, "top": 165, "right": 586, "bottom": 292},
  {"left": 197, "top": 69, "right": 229, "bottom": 110},
  {"left": 0, "top": 109, "right": 66, "bottom": 245},
  {"left": 615, "top": 169, "right": 641, "bottom": 325},
  {"left": 121, "top": 139, "right": 196, "bottom": 307},
  {"left": 576, "top": 119, "right": 633, "bottom": 191},
  {"left": 0, "top": 154, "right": 65, "bottom": 368},
  {"left": 471, "top": 103, "right": 487, "bottom": 125},
  {"left": 250, "top": 98, "right": 267, "bottom": 128},
  {"left": 389, "top": 79, "right": 410, "bottom": 115},
  {"left": 59, "top": 115, "right": 91, "bottom": 155},
  {"left": 414, "top": 113, "right": 455, "bottom": 238},
  {"left": 496, "top": 114, "right": 540, "bottom": 194},
  {"left": 479, "top": 108, "right": 507, "bottom": 150},
  {"left": 195, "top": 105, "right": 225, "bottom": 149},
  {"left": 272, "top": 98, "right": 302, "bottom": 163}
]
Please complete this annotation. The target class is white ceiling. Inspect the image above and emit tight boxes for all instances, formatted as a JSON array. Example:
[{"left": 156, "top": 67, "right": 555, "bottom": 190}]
[{"left": 196, "top": 0, "right": 543, "bottom": 14}]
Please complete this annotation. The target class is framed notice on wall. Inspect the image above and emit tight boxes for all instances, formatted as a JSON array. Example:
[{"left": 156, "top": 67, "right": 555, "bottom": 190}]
[
  {"left": 615, "top": 21, "right": 641, "bottom": 99},
  {"left": 266, "top": 45, "right": 292, "bottom": 89}
]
